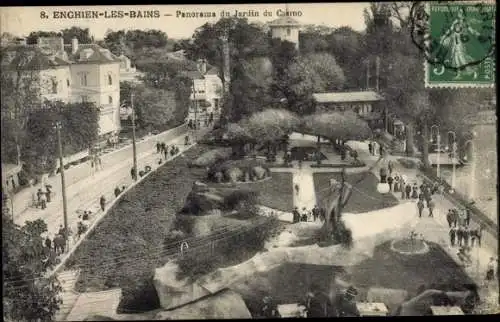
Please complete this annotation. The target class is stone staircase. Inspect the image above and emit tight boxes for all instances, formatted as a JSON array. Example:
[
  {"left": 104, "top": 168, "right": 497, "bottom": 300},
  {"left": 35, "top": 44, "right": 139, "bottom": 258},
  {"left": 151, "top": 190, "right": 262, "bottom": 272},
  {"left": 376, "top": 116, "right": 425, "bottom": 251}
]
[{"left": 55, "top": 269, "right": 81, "bottom": 321}]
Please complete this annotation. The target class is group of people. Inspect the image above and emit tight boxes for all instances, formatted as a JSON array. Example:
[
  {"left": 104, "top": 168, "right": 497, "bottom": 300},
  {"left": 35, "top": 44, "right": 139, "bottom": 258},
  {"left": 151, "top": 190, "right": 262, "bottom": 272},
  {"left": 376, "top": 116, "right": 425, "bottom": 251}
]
[
  {"left": 156, "top": 142, "right": 180, "bottom": 161},
  {"left": 34, "top": 184, "right": 53, "bottom": 210},
  {"left": 292, "top": 205, "right": 326, "bottom": 223},
  {"left": 187, "top": 113, "right": 214, "bottom": 130}
]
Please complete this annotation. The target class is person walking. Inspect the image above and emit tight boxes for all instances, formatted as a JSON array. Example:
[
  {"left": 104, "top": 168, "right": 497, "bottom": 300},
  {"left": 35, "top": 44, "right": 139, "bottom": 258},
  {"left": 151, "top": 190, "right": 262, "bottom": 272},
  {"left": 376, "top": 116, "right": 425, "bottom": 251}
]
[
  {"left": 400, "top": 180, "right": 406, "bottom": 199},
  {"left": 292, "top": 207, "right": 301, "bottom": 223},
  {"left": 451, "top": 208, "right": 459, "bottom": 227},
  {"left": 393, "top": 174, "right": 400, "bottom": 192},
  {"left": 465, "top": 207, "right": 471, "bottom": 226},
  {"left": 405, "top": 183, "right": 412, "bottom": 200},
  {"left": 131, "top": 167, "right": 137, "bottom": 180},
  {"left": 156, "top": 142, "right": 161, "bottom": 153},
  {"left": 388, "top": 160, "right": 393, "bottom": 175},
  {"left": 368, "top": 142, "right": 373, "bottom": 155},
  {"left": 427, "top": 199, "right": 435, "bottom": 217},
  {"left": 417, "top": 199, "right": 424, "bottom": 218},
  {"left": 114, "top": 186, "right": 121, "bottom": 198},
  {"left": 486, "top": 257, "right": 496, "bottom": 281},
  {"left": 39, "top": 189, "right": 47, "bottom": 210},
  {"left": 462, "top": 226, "right": 470, "bottom": 246},
  {"left": 161, "top": 142, "right": 167, "bottom": 155},
  {"left": 449, "top": 227, "right": 456, "bottom": 247},
  {"left": 100, "top": 195, "right": 106, "bottom": 212},
  {"left": 312, "top": 205, "right": 319, "bottom": 222},
  {"left": 387, "top": 175, "right": 394, "bottom": 192},
  {"left": 379, "top": 144, "right": 384, "bottom": 156},
  {"left": 457, "top": 226, "right": 464, "bottom": 247},
  {"left": 470, "top": 227, "right": 477, "bottom": 247},
  {"left": 45, "top": 236, "right": 52, "bottom": 250},
  {"left": 45, "top": 185, "right": 52, "bottom": 203},
  {"left": 295, "top": 183, "right": 300, "bottom": 196},
  {"left": 446, "top": 209, "right": 454, "bottom": 228}
]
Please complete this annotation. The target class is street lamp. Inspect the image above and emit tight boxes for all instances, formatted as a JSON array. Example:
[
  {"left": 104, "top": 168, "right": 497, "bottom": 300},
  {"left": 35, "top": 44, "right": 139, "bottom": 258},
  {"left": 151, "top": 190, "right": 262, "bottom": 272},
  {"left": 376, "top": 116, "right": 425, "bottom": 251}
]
[
  {"left": 430, "top": 125, "right": 441, "bottom": 178},
  {"left": 447, "top": 131, "right": 457, "bottom": 192},
  {"left": 463, "top": 140, "right": 475, "bottom": 200}
]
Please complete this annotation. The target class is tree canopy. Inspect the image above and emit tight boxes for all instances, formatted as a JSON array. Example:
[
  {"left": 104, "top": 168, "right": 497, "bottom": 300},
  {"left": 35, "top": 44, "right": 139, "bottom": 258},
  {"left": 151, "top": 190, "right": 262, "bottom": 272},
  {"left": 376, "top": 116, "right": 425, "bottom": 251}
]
[
  {"left": 303, "top": 111, "right": 372, "bottom": 141},
  {"left": 242, "top": 108, "right": 300, "bottom": 143},
  {"left": 2, "top": 211, "right": 62, "bottom": 321},
  {"left": 25, "top": 27, "right": 93, "bottom": 45}
]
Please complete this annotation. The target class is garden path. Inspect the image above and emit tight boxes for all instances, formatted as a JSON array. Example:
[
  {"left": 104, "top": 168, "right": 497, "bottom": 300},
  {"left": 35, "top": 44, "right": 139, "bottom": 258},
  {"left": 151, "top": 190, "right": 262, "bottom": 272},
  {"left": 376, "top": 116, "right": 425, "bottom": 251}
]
[{"left": 292, "top": 169, "right": 317, "bottom": 211}]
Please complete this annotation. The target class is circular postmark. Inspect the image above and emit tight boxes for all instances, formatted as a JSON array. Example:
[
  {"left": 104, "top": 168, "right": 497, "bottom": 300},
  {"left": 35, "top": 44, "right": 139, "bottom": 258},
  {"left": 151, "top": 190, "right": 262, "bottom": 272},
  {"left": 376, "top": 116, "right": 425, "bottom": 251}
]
[{"left": 410, "top": 1, "right": 495, "bottom": 71}]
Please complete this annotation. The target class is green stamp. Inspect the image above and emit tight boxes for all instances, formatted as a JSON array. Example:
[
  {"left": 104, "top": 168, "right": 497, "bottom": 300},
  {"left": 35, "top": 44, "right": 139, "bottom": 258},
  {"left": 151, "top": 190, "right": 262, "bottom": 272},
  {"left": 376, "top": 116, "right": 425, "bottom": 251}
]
[{"left": 425, "top": 2, "right": 495, "bottom": 87}]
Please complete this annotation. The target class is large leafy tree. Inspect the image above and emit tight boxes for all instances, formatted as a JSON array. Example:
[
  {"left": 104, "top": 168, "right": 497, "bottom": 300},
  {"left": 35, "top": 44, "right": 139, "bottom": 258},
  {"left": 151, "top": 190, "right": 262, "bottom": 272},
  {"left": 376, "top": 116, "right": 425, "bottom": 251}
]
[
  {"left": 25, "top": 31, "right": 61, "bottom": 45},
  {"left": 61, "top": 27, "right": 93, "bottom": 44},
  {"left": 2, "top": 211, "right": 62, "bottom": 321}
]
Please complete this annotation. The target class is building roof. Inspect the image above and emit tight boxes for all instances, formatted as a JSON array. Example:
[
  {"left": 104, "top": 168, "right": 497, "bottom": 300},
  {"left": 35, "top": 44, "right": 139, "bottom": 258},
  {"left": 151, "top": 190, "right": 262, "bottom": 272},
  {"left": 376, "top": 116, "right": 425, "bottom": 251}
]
[
  {"left": 65, "top": 44, "right": 121, "bottom": 64},
  {"left": 313, "top": 91, "right": 384, "bottom": 104},
  {"left": 268, "top": 17, "right": 301, "bottom": 27},
  {"left": 65, "top": 289, "right": 122, "bottom": 321},
  {"left": 182, "top": 64, "right": 219, "bottom": 79}
]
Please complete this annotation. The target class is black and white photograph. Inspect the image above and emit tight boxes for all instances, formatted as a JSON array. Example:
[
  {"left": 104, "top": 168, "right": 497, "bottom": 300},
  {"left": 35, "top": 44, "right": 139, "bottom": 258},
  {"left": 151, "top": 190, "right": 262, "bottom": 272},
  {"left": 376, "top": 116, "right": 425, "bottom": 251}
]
[{"left": 1, "top": 2, "right": 498, "bottom": 320}]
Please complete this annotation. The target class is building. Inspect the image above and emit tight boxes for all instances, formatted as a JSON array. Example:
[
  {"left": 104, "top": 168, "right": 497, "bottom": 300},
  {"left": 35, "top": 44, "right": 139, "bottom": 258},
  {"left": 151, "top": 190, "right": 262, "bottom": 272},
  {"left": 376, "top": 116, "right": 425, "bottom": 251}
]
[
  {"left": 182, "top": 59, "right": 223, "bottom": 124},
  {"left": 1, "top": 37, "right": 122, "bottom": 137},
  {"left": 268, "top": 17, "right": 301, "bottom": 49},
  {"left": 118, "top": 54, "right": 144, "bottom": 84},
  {"left": 313, "top": 91, "right": 385, "bottom": 128}
]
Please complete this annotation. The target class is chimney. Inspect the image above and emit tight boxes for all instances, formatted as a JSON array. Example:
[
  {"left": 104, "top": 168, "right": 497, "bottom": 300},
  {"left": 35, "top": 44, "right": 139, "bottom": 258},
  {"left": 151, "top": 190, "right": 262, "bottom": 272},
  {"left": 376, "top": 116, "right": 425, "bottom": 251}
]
[
  {"left": 71, "top": 37, "right": 78, "bottom": 54},
  {"left": 197, "top": 58, "right": 207, "bottom": 75}
]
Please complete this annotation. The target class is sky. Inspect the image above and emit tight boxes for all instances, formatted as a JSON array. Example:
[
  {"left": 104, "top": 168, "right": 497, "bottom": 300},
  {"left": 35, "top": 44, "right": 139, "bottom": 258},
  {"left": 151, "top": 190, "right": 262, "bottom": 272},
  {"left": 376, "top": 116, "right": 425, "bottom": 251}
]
[{"left": 1, "top": 3, "right": 370, "bottom": 40}]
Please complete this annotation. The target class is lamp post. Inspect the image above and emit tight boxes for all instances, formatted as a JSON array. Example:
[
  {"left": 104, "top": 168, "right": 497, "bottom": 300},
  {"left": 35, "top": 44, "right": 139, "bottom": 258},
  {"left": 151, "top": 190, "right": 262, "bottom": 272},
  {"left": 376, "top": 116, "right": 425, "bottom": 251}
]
[
  {"left": 55, "top": 122, "right": 69, "bottom": 250},
  {"left": 447, "top": 131, "right": 457, "bottom": 191},
  {"left": 430, "top": 125, "right": 440, "bottom": 178},
  {"left": 463, "top": 140, "right": 475, "bottom": 200}
]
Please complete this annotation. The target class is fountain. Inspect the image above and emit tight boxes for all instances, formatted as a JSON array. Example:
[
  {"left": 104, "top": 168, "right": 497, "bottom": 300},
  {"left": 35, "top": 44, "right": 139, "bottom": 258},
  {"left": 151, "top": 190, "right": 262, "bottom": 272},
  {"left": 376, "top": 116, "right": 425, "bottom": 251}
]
[{"left": 390, "top": 230, "right": 430, "bottom": 255}]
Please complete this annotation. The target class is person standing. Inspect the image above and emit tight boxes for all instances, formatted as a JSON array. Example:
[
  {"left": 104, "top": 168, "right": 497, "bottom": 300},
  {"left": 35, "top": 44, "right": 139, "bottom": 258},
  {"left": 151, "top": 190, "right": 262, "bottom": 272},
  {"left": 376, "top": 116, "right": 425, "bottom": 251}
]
[
  {"left": 114, "top": 186, "right": 121, "bottom": 198},
  {"left": 292, "top": 207, "right": 301, "bottom": 223},
  {"left": 130, "top": 167, "right": 136, "bottom": 180},
  {"left": 39, "top": 189, "right": 47, "bottom": 210},
  {"left": 405, "top": 183, "right": 412, "bottom": 200},
  {"left": 45, "top": 185, "right": 52, "bottom": 203},
  {"left": 164, "top": 145, "right": 169, "bottom": 160},
  {"left": 400, "top": 179, "right": 406, "bottom": 199},
  {"left": 161, "top": 142, "right": 167, "bottom": 155},
  {"left": 449, "top": 227, "right": 456, "bottom": 247},
  {"left": 388, "top": 160, "right": 393, "bottom": 175},
  {"left": 427, "top": 199, "right": 435, "bottom": 217},
  {"left": 457, "top": 226, "right": 464, "bottom": 247},
  {"left": 446, "top": 209, "right": 454, "bottom": 228},
  {"left": 417, "top": 199, "right": 424, "bottom": 218},
  {"left": 372, "top": 141, "right": 377, "bottom": 156},
  {"left": 45, "top": 236, "right": 52, "bottom": 250},
  {"left": 156, "top": 142, "right": 161, "bottom": 153},
  {"left": 387, "top": 175, "right": 394, "bottom": 192},
  {"left": 368, "top": 142, "right": 373, "bottom": 155},
  {"left": 379, "top": 144, "right": 384, "bottom": 156},
  {"left": 312, "top": 205, "right": 319, "bottom": 222},
  {"left": 486, "top": 257, "right": 496, "bottom": 281},
  {"left": 100, "top": 195, "right": 106, "bottom": 212},
  {"left": 462, "top": 226, "right": 470, "bottom": 246},
  {"left": 379, "top": 167, "right": 387, "bottom": 183},
  {"left": 465, "top": 207, "right": 471, "bottom": 226},
  {"left": 470, "top": 228, "right": 477, "bottom": 247},
  {"left": 393, "top": 174, "right": 400, "bottom": 192}
]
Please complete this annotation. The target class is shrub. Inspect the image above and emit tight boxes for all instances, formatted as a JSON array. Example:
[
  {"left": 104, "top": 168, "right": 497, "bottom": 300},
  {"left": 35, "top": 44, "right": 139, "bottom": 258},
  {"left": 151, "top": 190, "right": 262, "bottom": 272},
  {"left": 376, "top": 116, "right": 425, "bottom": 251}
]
[{"left": 189, "top": 148, "right": 233, "bottom": 168}]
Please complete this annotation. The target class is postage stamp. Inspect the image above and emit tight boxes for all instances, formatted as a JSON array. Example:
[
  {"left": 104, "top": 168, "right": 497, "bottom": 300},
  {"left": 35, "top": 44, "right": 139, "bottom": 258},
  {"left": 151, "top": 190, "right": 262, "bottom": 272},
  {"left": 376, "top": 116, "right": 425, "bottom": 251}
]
[{"left": 422, "top": 2, "right": 496, "bottom": 88}]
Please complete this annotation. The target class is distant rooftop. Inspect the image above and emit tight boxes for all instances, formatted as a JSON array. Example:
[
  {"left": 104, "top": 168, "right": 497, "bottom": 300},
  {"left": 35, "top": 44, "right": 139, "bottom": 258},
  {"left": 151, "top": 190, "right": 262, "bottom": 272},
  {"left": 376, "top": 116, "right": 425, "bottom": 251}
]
[
  {"left": 313, "top": 91, "right": 384, "bottom": 103},
  {"left": 268, "top": 17, "right": 301, "bottom": 27}
]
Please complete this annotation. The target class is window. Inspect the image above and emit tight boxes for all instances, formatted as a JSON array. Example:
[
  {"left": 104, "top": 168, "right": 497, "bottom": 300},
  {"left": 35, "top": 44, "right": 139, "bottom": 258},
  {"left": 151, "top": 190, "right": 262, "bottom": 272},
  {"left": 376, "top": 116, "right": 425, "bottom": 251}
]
[
  {"left": 51, "top": 78, "right": 58, "bottom": 94},
  {"left": 108, "top": 96, "right": 113, "bottom": 104},
  {"left": 108, "top": 74, "right": 113, "bottom": 85},
  {"left": 287, "top": 28, "right": 291, "bottom": 36},
  {"left": 67, "top": 79, "right": 70, "bottom": 87},
  {"left": 80, "top": 73, "right": 88, "bottom": 86}
]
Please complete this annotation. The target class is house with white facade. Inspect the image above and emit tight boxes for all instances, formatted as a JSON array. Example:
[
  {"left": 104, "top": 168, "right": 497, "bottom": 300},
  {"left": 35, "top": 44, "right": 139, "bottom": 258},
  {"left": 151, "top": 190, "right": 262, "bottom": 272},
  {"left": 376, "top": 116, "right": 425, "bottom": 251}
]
[
  {"left": 182, "top": 59, "right": 223, "bottom": 125},
  {"left": 1, "top": 36, "right": 121, "bottom": 137},
  {"left": 268, "top": 17, "right": 301, "bottom": 49},
  {"left": 118, "top": 54, "right": 144, "bottom": 84}
]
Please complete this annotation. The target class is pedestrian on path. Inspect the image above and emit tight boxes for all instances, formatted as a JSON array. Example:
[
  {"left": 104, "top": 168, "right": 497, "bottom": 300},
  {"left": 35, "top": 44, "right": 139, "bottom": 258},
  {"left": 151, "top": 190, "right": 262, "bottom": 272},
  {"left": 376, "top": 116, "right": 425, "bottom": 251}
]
[
  {"left": 292, "top": 207, "right": 301, "bottom": 223},
  {"left": 446, "top": 209, "right": 454, "bottom": 228},
  {"left": 164, "top": 146, "right": 169, "bottom": 160},
  {"left": 451, "top": 208, "right": 459, "bottom": 227},
  {"left": 388, "top": 161, "right": 393, "bottom": 175},
  {"left": 156, "top": 142, "right": 161, "bottom": 153},
  {"left": 100, "top": 195, "right": 106, "bottom": 212},
  {"left": 45, "top": 236, "right": 52, "bottom": 250},
  {"left": 470, "top": 228, "right": 477, "bottom": 247},
  {"left": 463, "top": 226, "right": 470, "bottom": 246},
  {"left": 131, "top": 167, "right": 137, "bottom": 180},
  {"left": 368, "top": 142, "right": 373, "bottom": 155},
  {"left": 379, "top": 167, "right": 387, "bottom": 183},
  {"left": 417, "top": 199, "right": 424, "bottom": 218},
  {"left": 393, "top": 174, "right": 400, "bottom": 192},
  {"left": 295, "top": 183, "right": 300, "bottom": 196},
  {"left": 457, "top": 226, "right": 464, "bottom": 246},
  {"left": 114, "top": 186, "right": 121, "bottom": 198},
  {"left": 411, "top": 184, "right": 419, "bottom": 199},
  {"left": 39, "top": 189, "right": 47, "bottom": 210},
  {"left": 387, "top": 175, "right": 394, "bottom": 192},
  {"left": 427, "top": 199, "right": 435, "bottom": 217},
  {"left": 45, "top": 185, "right": 52, "bottom": 203},
  {"left": 405, "top": 183, "right": 412, "bottom": 199},
  {"left": 301, "top": 208, "right": 308, "bottom": 222},
  {"left": 465, "top": 208, "right": 471, "bottom": 226},
  {"left": 312, "top": 205, "right": 319, "bottom": 222},
  {"left": 449, "top": 227, "right": 456, "bottom": 247},
  {"left": 400, "top": 179, "right": 405, "bottom": 199},
  {"left": 161, "top": 142, "right": 166, "bottom": 154},
  {"left": 486, "top": 257, "right": 495, "bottom": 281},
  {"left": 372, "top": 141, "right": 377, "bottom": 156}
]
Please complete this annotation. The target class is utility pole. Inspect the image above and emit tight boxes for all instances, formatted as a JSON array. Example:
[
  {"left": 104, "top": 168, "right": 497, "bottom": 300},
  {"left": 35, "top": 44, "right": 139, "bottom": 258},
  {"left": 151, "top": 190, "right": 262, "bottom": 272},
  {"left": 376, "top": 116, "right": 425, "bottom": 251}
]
[
  {"left": 375, "top": 56, "right": 380, "bottom": 92},
  {"left": 366, "top": 59, "right": 370, "bottom": 90},
  {"left": 131, "top": 93, "right": 138, "bottom": 181},
  {"left": 192, "top": 79, "right": 198, "bottom": 141},
  {"left": 56, "top": 122, "right": 69, "bottom": 248}
]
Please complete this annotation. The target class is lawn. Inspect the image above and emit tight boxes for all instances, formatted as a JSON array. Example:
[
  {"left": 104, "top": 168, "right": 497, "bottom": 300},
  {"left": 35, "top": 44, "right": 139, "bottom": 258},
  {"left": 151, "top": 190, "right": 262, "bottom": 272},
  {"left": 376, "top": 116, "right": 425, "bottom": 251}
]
[
  {"left": 234, "top": 241, "right": 478, "bottom": 317},
  {"left": 207, "top": 172, "right": 294, "bottom": 213},
  {"left": 313, "top": 172, "right": 399, "bottom": 213},
  {"left": 65, "top": 144, "right": 212, "bottom": 312}
]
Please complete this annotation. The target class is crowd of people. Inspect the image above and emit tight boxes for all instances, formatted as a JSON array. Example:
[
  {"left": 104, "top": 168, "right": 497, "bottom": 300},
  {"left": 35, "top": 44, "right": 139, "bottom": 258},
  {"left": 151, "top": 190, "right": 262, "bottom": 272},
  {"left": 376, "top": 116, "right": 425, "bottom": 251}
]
[
  {"left": 292, "top": 205, "right": 327, "bottom": 223},
  {"left": 155, "top": 142, "right": 180, "bottom": 164},
  {"left": 187, "top": 112, "right": 214, "bottom": 130}
]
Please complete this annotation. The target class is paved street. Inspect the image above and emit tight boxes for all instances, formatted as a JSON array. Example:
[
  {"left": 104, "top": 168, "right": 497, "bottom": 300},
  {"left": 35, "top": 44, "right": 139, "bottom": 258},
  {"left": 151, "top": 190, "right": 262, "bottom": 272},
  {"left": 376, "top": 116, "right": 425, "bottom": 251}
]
[{"left": 13, "top": 129, "right": 204, "bottom": 240}]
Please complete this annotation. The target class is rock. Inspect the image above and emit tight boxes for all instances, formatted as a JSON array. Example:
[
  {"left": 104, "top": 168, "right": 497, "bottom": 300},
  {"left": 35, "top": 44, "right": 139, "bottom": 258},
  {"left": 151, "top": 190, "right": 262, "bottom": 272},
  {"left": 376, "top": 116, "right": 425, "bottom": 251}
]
[
  {"left": 225, "top": 167, "right": 243, "bottom": 183},
  {"left": 154, "top": 262, "right": 211, "bottom": 310},
  {"left": 154, "top": 289, "right": 251, "bottom": 320},
  {"left": 252, "top": 166, "right": 267, "bottom": 180}
]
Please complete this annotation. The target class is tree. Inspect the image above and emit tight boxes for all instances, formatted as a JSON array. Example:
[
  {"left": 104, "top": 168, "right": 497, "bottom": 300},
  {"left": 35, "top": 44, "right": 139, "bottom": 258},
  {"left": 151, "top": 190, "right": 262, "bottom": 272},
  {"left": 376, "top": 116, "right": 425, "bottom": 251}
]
[
  {"left": 284, "top": 53, "right": 346, "bottom": 115},
  {"left": 2, "top": 212, "right": 62, "bottom": 321},
  {"left": 61, "top": 27, "right": 93, "bottom": 44},
  {"left": 102, "top": 29, "right": 168, "bottom": 58},
  {"left": 26, "top": 31, "right": 61, "bottom": 45}
]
